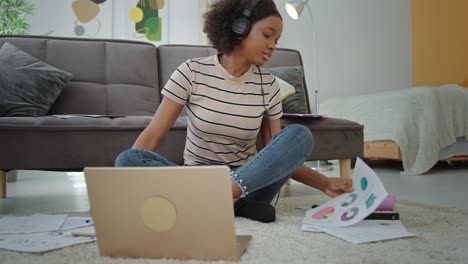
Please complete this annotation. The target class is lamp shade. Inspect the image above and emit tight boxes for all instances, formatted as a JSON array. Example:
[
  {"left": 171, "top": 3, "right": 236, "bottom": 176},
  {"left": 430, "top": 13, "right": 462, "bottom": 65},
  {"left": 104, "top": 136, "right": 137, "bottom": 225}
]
[{"left": 285, "top": 0, "right": 306, "bottom": 20}]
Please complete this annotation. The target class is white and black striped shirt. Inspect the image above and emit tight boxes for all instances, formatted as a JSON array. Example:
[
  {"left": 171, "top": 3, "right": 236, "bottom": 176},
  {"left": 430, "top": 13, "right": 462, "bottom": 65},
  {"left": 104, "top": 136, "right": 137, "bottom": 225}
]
[{"left": 162, "top": 54, "right": 283, "bottom": 166}]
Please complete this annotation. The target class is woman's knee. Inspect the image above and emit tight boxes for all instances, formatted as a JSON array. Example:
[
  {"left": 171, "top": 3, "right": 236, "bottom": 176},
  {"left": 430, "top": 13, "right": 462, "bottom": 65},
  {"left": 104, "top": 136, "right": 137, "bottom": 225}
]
[
  {"left": 114, "top": 149, "right": 141, "bottom": 167},
  {"left": 115, "top": 148, "right": 175, "bottom": 167},
  {"left": 287, "top": 124, "right": 314, "bottom": 156}
]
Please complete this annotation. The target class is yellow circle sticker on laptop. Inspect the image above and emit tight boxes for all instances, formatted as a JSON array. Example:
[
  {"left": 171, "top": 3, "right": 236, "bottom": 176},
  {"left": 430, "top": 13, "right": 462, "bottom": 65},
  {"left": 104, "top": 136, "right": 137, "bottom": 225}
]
[{"left": 141, "top": 196, "right": 177, "bottom": 231}]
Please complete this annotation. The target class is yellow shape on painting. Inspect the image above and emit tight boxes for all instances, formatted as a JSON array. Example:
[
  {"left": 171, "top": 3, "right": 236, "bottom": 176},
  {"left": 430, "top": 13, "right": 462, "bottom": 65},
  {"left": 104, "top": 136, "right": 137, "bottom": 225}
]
[
  {"left": 148, "top": 0, "right": 165, "bottom": 10},
  {"left": 72, "top": 0, "right": 99, "bottom": 24},
  {"left": 129, "top": 7, "right": 144, "bottom": 22},
  {"left": 157, "top": 0, "right": 165, "bottom": 10}
]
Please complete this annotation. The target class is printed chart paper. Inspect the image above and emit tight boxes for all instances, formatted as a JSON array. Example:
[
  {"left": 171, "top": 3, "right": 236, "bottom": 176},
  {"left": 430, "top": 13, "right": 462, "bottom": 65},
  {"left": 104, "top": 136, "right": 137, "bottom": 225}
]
[
  {"left": 301, "top": 158, "right": 416, "bottom": 244},
  {"left": 302, "top": 158, "right": 388, "bottom": 227},
  {"left": 0, "top": 215, "right": 95, "bottom": 252},
  {"left": 0, "top": 226, "right": 96, "bottom": 253},
  {"left": 314, "top": 220, "right": 416, "bottom": 244},
  {"left": 0, "top": 214, "right": 67, "bottom": 234},
  {"left": 59, "top": 216, "right": 93, "bottom": 231}
]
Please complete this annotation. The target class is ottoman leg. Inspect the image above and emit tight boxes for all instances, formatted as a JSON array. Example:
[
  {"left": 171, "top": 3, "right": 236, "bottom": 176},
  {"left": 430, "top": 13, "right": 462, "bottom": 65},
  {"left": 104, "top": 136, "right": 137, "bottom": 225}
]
[
  {"left": 339, "top": 159, "right": 351, "bottom": 179},
  {"left": 0, "top": 170, "right": 6, "bottom": 198}
]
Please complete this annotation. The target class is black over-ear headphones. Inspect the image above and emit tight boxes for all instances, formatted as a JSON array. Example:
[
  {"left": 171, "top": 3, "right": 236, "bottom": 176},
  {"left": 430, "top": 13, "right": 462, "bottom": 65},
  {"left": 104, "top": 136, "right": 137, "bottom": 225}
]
[{"left": 232, "top": 0, "right": 261, "bottom": 38}]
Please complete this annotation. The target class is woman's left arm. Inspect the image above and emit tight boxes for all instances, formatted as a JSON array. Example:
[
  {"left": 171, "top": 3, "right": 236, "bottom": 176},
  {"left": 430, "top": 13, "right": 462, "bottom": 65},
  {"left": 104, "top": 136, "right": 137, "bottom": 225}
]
[{"left": 260, "top": 118, "right": 281, "bottom": 146}]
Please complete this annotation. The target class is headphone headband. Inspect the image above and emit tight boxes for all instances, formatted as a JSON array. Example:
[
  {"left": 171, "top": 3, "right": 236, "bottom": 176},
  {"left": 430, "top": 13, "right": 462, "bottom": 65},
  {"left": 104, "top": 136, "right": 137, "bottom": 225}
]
[
  {"left": 232, "top": 0, "right": 261, "bottom": 38},
  {"left": 242, "top": 0, "right": 260, "bottom": 18}
]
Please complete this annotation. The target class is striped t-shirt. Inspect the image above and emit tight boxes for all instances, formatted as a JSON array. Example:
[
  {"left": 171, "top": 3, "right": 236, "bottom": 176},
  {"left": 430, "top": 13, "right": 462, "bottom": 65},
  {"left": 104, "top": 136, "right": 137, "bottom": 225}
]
[{"left": 161, "top": 54, "right": 283, "bottom": 166}]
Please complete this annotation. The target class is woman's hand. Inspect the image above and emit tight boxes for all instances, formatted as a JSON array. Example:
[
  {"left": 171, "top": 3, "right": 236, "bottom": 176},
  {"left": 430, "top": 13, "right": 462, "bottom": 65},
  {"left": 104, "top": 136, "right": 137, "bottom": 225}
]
[
  {"left": 291, "top": 165, "right": 354, "bottom": 197},
  {"left": 323, "top": 177, "right": 354, "bottom": 198}
]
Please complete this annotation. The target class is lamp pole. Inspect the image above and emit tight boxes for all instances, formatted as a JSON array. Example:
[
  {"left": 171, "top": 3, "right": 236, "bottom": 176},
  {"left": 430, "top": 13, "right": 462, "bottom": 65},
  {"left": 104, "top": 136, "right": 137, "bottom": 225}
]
[
  {"left": 285, "top": 0, "right": 333, "bottom": 171},
  {"left": 312, "top": 31, "right": 319, "bottom": 114},
  {"left": 311, "top": 31, "right": 332, "bottom": 172}
]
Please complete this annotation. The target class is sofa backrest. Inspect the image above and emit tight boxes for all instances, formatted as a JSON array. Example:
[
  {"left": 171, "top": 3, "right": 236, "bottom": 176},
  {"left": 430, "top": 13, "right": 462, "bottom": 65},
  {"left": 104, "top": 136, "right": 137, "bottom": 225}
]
[
  {"left": 0, "top": 35, "right": 158, "bottom": 116},
  {"left": 157, "top": 44, "right": 311, "bottom": 113},
  {"left": 0, "top": 36, "right": 311, "bottom": 116}
]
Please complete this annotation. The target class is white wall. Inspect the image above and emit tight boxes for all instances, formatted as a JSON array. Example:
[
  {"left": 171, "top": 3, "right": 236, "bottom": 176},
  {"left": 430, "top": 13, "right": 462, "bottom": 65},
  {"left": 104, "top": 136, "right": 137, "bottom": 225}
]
[
  {"left": 27, "top": 0, "right": 202, "bottom": 44},
  {"left": 167, "top": 0, "right": 204, "bottom": 44},
  {"left": 275, "top": 0, "right": 412, "bottom": 106},
  {"left": 27, "top": 0, "right": 412, "bottom": 108}
]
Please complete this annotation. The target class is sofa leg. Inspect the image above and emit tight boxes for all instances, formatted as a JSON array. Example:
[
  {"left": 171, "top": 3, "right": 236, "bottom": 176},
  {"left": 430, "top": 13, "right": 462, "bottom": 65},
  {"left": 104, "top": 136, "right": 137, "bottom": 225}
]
[
  {"left": 339, "top": 159, "right": 351, "bottom": 179},
  {"left": 0, "top": 170, "right": 6, "bottom": 199}
]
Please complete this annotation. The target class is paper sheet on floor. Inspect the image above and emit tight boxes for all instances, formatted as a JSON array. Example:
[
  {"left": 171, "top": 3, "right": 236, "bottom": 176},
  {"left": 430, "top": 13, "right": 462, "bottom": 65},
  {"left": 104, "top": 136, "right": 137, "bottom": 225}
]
[
  {"left": 59, "top": 216, "right": 93, "bottom": 231},
  {"left": 312, "top": 220, "right": 416, "bottom": 244},
  {"left": 301, "top": 158, "right": 416, "bottom": 244},
  {"left": 0, "top": 215, "right": 95, "bottom": 253},
  {"left": 0, "top": 226, "right": 96, "bottom": 253},
  {"left": 0, "top": 214, "right": 68, "bottom": 234}
]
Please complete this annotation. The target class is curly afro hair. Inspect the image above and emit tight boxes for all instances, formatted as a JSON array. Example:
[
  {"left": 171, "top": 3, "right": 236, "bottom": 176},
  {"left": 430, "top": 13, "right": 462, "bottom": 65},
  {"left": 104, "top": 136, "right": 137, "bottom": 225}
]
[{"left": 203, "top": 0, "right": 282, "bottom": 54}]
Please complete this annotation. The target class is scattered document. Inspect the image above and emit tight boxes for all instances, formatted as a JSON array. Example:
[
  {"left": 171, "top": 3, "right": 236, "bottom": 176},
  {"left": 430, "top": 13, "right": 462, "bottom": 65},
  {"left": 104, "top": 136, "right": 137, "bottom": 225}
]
[
  {"left": 303, "top": 158, "right": 388, "bottom": 227},
  {"left": 301, "top": 158, "right": 416, "bottom": 244},
  {"left": 0, "top": 214, "right": 67, "bottom": 234},
  {"left": 0, "top": 226, "right": 96, "bottom": 253},
  {"left": 313, "top": 220, "right": 416, "bottom": 244},
  {"left": 59, "top": 216, "right": 93, "bottom": 231},
  {"left": 0, "top": 215, "right": 95, "bottom": 253}
]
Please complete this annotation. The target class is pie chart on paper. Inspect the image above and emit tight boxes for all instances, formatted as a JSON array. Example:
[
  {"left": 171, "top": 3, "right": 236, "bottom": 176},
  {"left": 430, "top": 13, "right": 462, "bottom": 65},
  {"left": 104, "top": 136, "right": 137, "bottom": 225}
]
[{"left": 311, "top": 207, "right": 335, "bottom": 220}]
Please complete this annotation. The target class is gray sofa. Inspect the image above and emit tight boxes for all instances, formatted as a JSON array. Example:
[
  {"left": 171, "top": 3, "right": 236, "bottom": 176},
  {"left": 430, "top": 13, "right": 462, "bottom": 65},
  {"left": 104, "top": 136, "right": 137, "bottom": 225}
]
[{"left": 0, "top": 36, "right": 363, "bottom": 198}]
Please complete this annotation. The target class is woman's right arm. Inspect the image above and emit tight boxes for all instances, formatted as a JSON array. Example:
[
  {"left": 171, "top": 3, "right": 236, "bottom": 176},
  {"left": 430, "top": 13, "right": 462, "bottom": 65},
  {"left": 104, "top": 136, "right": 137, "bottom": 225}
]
[{"left": 132, "top": 97, "right": 184, "bottom": 151}]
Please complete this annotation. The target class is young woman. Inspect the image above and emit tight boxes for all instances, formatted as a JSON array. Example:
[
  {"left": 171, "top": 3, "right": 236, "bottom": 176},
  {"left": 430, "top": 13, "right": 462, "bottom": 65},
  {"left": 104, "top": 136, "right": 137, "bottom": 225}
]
[{"left": 115, "top": 0, "right": 353, "bottom": 223}]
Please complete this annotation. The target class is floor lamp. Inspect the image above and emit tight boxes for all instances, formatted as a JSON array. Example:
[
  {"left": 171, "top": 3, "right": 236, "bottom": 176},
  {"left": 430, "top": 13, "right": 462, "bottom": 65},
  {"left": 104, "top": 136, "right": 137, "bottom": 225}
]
[{"left": 285, "top": 0, "right": 333, "bottom": 171}]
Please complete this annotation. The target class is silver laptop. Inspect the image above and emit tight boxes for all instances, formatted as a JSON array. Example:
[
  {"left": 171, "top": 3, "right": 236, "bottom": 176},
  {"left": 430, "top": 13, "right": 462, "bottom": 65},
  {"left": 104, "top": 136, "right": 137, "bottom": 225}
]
[{"left": 84, "top": 165, "right": 251, "bottom": 261}]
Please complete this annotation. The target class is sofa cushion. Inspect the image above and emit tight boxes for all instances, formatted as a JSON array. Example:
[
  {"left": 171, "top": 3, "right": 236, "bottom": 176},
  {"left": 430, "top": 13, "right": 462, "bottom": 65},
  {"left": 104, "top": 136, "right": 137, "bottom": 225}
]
[
  {"left": 0, "top": 42, "right": 73, "bottom": 117},
  {"left": 0, "top": 115, "right": 188, "bottom": 169},
  {"left": 265, "top": 66, "right": 308, "bottom": 114},
  {"left": 276, "top": 76, "right": 296, "bottom": 100}
]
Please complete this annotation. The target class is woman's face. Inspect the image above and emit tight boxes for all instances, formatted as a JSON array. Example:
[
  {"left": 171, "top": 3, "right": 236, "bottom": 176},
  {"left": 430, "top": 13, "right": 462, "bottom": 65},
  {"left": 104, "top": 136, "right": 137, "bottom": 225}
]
[{"left": 240, "top": 15, "right": 283, "bottom": 66}]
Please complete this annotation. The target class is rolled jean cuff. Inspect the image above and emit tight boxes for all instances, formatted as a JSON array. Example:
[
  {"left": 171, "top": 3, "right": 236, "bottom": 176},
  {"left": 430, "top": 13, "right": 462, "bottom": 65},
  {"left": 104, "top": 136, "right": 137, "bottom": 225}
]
[{"left": 231, "top": 170, "right": 248, "bottom": 198}]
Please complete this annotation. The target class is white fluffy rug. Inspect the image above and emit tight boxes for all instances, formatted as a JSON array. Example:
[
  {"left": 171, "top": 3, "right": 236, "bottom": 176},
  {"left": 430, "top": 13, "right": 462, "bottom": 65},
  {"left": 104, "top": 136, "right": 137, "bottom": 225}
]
[{"left": 1, "top": 195, "right": 467, "bottom": 264}]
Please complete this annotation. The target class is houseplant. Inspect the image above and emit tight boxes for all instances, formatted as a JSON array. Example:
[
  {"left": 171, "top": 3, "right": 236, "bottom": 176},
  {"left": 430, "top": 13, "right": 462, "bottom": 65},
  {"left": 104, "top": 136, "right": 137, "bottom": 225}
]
[{"left": 0, "top": 0, "right": 36, "bottom": 35}]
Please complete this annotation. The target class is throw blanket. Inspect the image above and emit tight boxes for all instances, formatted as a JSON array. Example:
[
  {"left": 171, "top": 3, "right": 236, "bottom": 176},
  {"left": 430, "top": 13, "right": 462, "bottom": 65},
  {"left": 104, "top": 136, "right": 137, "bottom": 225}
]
[{"left": 320, "top": 84, "right": 468, "bottom": 175}]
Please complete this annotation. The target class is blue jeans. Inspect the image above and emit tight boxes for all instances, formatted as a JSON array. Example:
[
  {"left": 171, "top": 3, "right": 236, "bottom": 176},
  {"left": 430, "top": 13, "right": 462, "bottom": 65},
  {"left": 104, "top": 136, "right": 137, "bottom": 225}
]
[{"left": 115, "top": 124, "right": 314, "bottom": 203}]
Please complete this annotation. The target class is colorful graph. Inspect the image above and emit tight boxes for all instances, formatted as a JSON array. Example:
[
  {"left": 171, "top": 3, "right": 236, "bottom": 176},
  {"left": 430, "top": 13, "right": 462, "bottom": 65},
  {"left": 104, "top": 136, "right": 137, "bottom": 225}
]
[
  {"left": 311, "top": 207, "right": 335, "bottom": 220},
  {"left": 361, "top": 177, "right": 368, "bottom": 191},
  {"left": 340, "top": 193, "right": 358, "bottom": 207},
  {"left": 341, "top": 207, "right": 359, "bottom": 221},
  {"left": 365, "top": 193, "right": 376, "bottom": 209}
]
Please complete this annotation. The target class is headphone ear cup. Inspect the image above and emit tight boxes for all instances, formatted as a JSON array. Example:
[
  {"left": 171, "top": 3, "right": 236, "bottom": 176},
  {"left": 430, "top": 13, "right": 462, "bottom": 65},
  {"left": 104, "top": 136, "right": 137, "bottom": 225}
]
[{"left": 232, "top": 17, "right": 251, "bottom": 38}]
